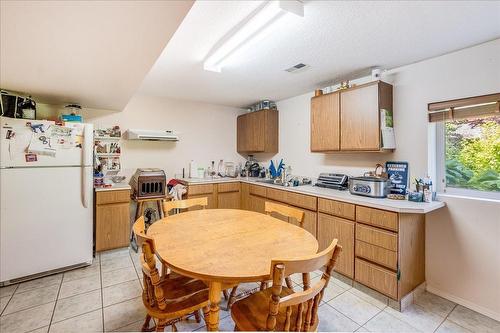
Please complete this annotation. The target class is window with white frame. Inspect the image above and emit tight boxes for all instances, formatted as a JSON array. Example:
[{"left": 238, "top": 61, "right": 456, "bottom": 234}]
[{"left": 430, "top": 94, "right": 500, "bottom": 200}]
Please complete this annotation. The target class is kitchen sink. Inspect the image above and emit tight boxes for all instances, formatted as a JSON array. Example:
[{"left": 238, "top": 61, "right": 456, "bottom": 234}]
[
  {"left": 255, "top": 179, "right": 276, "bottom": 184},
  {"left": 255, "top": 178, "right": 311, "bottom": 187}
]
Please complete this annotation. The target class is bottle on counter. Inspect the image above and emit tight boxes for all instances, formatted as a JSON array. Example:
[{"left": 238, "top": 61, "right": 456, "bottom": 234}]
[{"left": 189, "top": 160, "right": 198, "bottom": 178}]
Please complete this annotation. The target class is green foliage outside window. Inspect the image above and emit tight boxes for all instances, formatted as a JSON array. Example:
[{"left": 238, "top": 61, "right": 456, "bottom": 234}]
[{"left": 445, "top": 116, "right": 500, "bottom": 192}]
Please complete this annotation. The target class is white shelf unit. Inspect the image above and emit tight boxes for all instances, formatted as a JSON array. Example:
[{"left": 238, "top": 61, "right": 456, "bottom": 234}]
[{"left": 94, "top": 133, "right": 122, "bottom": 175}]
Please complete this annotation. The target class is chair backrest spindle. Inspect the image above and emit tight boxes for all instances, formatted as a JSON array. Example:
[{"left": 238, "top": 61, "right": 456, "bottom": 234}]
[{"left": 266, "top": 239, "right": 342, "bottom": 331}]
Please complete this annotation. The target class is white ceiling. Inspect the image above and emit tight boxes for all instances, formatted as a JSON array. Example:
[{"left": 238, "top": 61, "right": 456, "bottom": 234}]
[
  {"left": 139, "top": 0, "right": 500, "bottom": 108},
  {"left": 0, "top": 0, "right": 193, "bottom": 110}
]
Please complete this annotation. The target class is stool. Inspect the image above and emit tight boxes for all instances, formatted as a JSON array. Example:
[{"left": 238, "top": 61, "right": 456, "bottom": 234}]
[{"left": 130, "top": 196, "right": 170, "bottom": 252}]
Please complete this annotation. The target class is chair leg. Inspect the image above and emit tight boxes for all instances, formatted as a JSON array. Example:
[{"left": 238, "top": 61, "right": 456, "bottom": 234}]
[
  {"left": 193, "top": 310, "right": 201, "bottom": 323},
  {"left": 171, "top": 323, "right": 177, "bottom": 332},
  {"left": 156, "top": 319, "right": 166, "bottom": 332},
  {"left": 142, "top": 314, "right": 153, "bottom": 332},
  {"left": 234, "top": 324, "right": 240, "bottom": 331},
  {"left": 285, "top": 276, "right": 294, "bottom": 291},
  {"left": 226, "top": 286, "right": 238, "bottom": 310},
  {"left": 202, "top": 306, "right": 210, "bottom": 325},
  {"left": 260, "top": 281, "right": 267, "bottom": 291},
  {"left": 222, "top": 289, "right": 229, "bottom": 300}
]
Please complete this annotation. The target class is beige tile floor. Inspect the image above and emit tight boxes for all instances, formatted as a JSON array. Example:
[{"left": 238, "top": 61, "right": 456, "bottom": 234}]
[{"left": 1, "top": 247, "right": 499, "bottom": 333}]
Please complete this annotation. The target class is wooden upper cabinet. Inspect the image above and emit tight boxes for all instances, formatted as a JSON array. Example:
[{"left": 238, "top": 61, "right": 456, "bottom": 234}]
[
  {"left": 340, "top": 81, "right": 393, "bottom": 151},
  {"left": 340, "top": 83, "right": 380, "bottom": 150},
  {"left": 310, "top": 81, "right": 393, "bottom": 152},
  {"left": 311, "top": 92, "right": 340, "bottom": 151},
  {"left": 237, "top": 109, "right": 278, "bottom": 154}
]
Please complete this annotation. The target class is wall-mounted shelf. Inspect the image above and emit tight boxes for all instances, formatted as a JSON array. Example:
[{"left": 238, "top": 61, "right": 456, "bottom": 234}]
[{"left": 94, "top": 127, "right": 122, "bottom": 176}]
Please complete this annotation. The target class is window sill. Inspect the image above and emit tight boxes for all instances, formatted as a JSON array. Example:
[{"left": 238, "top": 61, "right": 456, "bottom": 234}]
[{"left": 436, "top": 192, "right": 500, "bottom": 203}]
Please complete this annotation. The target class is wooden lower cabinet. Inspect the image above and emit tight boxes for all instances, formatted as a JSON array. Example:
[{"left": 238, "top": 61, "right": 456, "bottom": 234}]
[
  {"left": 186, "top": 183, "right": 241, "bottom": 209},
  {"left": 187, "top": 193, "right": 216, "bottom": 210},
  {"left": 317, "top": 213, "right": 354, "bottom": 278},
  {"left": 95, "top": 190, "right": 130, "bottom": 252},
  {"left": 184, "top": 181, "right": 426, "bottom": 301},
  {"left": 218, "top": 191, "right": 240, "bottom": 209},
  {"left": 217, "top": 183, "right": 240, "bottom": 209},
  {"left": 302, "top": 210, "right": 317, "bottom": 238},
  {"left": 248, "top": 194, "right": 265, "bottom": 214}
]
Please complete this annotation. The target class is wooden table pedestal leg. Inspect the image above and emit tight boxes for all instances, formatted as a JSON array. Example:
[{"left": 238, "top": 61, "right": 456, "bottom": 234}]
[{"left": 208, "top": 281, "right": 222, "bottom": 332}]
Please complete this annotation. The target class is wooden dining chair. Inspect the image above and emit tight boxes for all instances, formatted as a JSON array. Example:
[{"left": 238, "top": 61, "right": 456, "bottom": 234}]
[
  {"left": 162, "top": 197, "right": 208, "bottom": 216},
  {"left": 226, "top": 201, "right": 306, "bottom": 310},
  {"left": 231, "top": 239, "right": 342, "bottom": 331},
  {"left": 265, "top": 201, "right": 306, "bottom": 289},
  {"left": 265, "top": 201, "right": 305, "bottom": 228},
  {"left": 133, "top": 217, "right": 210, "bottom": 332}
]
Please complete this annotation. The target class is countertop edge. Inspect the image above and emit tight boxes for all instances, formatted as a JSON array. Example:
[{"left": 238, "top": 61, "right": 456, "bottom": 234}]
[
  {"left": 94, "top": 184, "right": 131, "bottom": 192},
  {"left": 177, "top": 178, "right": 446, "bottom": 214}
]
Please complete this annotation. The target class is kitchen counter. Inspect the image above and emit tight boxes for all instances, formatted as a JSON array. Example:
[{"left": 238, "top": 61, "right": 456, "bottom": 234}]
[
  {"left": 178, "top": 177, "right": 445, "bottom": 214},
  {"left": 94, "top": 183, "right": 131, "bottom": 192}
]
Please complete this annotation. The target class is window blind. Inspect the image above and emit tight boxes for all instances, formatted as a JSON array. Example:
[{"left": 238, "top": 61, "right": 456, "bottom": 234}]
[{"left": 428, "top": 93, "right": 500, "bottom": 123}]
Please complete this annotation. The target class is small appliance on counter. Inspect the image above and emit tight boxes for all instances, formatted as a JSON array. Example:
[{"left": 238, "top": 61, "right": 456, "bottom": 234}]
[
  {"left": 348, "top": 176, "right": 391, "bottom": 198},
  {"left": 314, "top": 173, "right": 349, "bottom": 190},
  {"left": 241, "top": 156, "right": 262, "bottom": 177}
]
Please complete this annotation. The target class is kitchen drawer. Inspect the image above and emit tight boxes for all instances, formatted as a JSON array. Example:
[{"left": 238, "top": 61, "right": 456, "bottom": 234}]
[
  {"left": 356, "top": 240, "right": 397, "bottom": 270},
  {"left": 356, "top": 206, "right": 398, "bottom": 231},
  {"left": 356, "top": 224, "right": 398, "bottom": 251},
  {"left": 249, "top": 184, "right": 266, "bottom": 197},
  {"left": 188, "top": 184, "right": 214, "bottom": 195},
  {"left": 96, "top": 190, "right": 130, "bottom": 205},
  {"left": 355, "top": 258, "right": 398, "bottom": 299},
  {"left": 217, "top": 182, "right": 240, "bottom": 193},
  {"left": 266, "top": 188, "right": 286, "bottom": 202},
  {"left": 318, "top": 198, "right": 355, "bottom": 220},
  {"left": 286, "top": 192, "right": 317, "bottom": 211}
]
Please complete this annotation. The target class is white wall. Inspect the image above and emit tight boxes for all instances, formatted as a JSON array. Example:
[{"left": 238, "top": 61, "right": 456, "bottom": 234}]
[
  {"left": 39, "top": 94, "right": 245, "bottom": 179},
  {"left": 270, "top": 39, "right": 500, "bottom": 320}
]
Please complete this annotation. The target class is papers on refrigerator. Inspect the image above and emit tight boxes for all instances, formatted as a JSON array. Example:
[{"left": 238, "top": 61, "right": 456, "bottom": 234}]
[
  {"left": 50, "top": 125, "right": 74, "bottom": 149},
  {"left": 28, "top": 126, "right": 56, "bottom": 157}
]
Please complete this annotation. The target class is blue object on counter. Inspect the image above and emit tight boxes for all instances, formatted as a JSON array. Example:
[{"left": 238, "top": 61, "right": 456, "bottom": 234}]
[
  {"left": 269, "top": 160, "right": 277, "bottom": 178},
  {"left": 276, "top": 159, "right": 284, "bottom": 177},
  {"left": 408, "top": 191, "right": 423, "bottom": 202}
]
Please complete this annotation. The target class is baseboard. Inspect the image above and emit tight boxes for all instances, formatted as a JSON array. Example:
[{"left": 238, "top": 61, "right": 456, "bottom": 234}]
[{"left": 426, "top": 285, "right": 500, "bottom": 322}]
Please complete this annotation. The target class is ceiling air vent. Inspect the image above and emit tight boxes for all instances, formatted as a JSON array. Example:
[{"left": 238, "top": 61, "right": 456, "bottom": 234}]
[{"left": 285, "top": 63, "right": 309, "bottom": 73}]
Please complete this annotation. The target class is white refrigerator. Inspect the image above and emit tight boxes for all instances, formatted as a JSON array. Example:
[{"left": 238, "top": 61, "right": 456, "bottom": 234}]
[{"left": 0, "top": 117, "right": 94, "bottom": 283}]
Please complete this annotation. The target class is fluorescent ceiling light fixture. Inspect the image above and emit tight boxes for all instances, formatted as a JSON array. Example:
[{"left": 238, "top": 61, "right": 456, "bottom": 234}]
[{"left": 203, "top": 1, "right": 304, "bottom": 72}]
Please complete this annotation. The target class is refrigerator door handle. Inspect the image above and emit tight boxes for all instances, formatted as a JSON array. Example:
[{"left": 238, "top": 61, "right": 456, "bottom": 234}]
[{"left": 82, "top": 167, "right": 88, "bottom": 208}]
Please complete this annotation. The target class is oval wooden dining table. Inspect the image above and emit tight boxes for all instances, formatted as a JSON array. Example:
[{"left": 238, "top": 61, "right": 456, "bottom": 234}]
[{"left": 147, "top": 209, "right": 319, "bottom": 331}]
